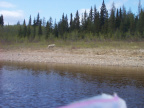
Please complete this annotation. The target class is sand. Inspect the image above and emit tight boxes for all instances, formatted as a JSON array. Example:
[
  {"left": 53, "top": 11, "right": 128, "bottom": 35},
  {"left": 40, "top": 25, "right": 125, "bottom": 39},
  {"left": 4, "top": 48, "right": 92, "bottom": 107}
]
[{"left": 0, "top": 47, "right": 144, "bottom": 67}]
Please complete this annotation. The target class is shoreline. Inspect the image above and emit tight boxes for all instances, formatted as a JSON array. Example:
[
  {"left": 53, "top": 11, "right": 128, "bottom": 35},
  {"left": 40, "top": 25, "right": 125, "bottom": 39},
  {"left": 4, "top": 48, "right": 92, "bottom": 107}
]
[{"left": 0, "top": 47, "right": 144, "bottom": 68}]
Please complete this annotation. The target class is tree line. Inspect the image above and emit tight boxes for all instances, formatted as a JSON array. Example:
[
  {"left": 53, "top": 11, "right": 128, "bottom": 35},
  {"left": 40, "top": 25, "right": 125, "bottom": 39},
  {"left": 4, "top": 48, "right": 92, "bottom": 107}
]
[
  {"left": 1, "top": 0, "right": 144, "bottom": 42},
  {"left": 0, "top": 15, "right": 4, "bottom": 26}
]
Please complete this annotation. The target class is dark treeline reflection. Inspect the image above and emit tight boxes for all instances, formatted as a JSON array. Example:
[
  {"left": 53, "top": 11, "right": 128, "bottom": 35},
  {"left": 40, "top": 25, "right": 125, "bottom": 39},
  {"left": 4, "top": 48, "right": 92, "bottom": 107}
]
[
  {"left": 2, "top": 61, "right": 144, "bottom": 87},
  {"left": 0, "top": 61, "right": 144, "bottom": 107}
]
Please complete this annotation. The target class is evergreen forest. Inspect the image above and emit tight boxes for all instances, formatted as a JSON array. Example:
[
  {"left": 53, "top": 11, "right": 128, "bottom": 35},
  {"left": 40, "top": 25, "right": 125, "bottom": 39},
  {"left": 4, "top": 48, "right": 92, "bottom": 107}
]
[{"left": 0, "top": 0, "right": 144, "bottom": 43}]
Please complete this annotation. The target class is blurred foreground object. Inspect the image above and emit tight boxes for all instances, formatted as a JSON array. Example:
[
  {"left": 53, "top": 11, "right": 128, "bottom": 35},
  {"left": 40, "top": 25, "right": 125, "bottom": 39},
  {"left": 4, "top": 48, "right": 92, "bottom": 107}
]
[{"left": 59, "top": 93, "right": 127, "bottom": 108}]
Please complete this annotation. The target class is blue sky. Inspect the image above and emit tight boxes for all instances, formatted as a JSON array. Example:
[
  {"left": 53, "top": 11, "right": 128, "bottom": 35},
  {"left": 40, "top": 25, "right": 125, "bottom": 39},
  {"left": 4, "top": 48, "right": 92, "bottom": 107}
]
[{"left": 0, "top": 0, "right": 143, "bottom": 25}]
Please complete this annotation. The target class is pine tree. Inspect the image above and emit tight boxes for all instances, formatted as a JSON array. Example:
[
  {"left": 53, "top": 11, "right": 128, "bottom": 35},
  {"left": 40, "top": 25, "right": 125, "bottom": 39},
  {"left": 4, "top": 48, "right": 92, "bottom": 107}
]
[
  {"left": 27, "top": 15, "right": 32, "bottom": 38},
  {"left": 70, "top": 13, "right": 73, "bottom": 28},
  {"left": 17, "top": 21, "right": 20, "bottom": 25},
  {"left": 120, "top": 5, "right": 128, "bottom": 34},
  {"left": 138, "top": 0, "right": 142, "bottom": 17},
  {"left": 119, "top": 7, "right": 122, "bottom": 21},
  {"left": 94, "top": 6, "right": 100, "bottom": 35},
  {"left": 0, "top": 15, "right": 4, "bottom": 26},
  {"left": 33, "top": 18, "right": 36, "bottom": 39},
  {"left": 27, "top": 25, "right": 31, "bottom": 38},
  {"left": 138, "top": 9, "right": 144, "bottom": 36},
  {"left": 89, "top": 6, "right": 93, "bottom": 23},
  {"left": 84, "top": 10, "right": 87, "bottom": 22},
  {"left": 58, "top": 13, "right": 69, "bottom": 37},
  {"left": 53, "top": 20, "right": 58, "bottom": 38},
  {"left": 82, "top": 10, "right": 88, "bottom": 32},
  {"left": 28, "top": 15, "right": 32, "bottom": 26},
  {"left": 70, "top": 13, "right": 74, "bottom": 31},
  {"left": 109, "top": 2, "right": 116, "bottom": 33},
  {"left": 23, "top": 19, "right": 27, "bottom": 37},
  {"left": 18, "top": 26, "right": 22, "bottom": 37},
  {"left": 100, "top": 0, "right": 108, "bottom": 32},
  {"left": 49, "top": 17, "right": 53, "bottom": 33},
  {"left": 87, "top": 6, "right": 94, "bottom": 33},
  {"left": 103, "top": 10, "right": 108, "bottom": 34},
  {"left": 74, "top": 10, "right": 80, "bottom": 30},
  {"left": 45, "top": 21, "right": 50, "bottom": 39},
  {"left": 36, "top": 13, "right": 40, "bottom": 26},
  {"left": 94, "top": 5, "right": 97, "bottom": 21},
  {"left": 42, "top": 17, "right": 46, "bottom": 27},
  {"left": 38, "top": 20, "right": 42, "bottom": 37},
  {"left": 58, "top": 20, "right": 63, "bottom": 36},
  {"left": 65, "top": 14, "right": 69, "bottom": 32},
  {"left": 128, "top": 11, "right": 135, "bottom": 35},
  {"left": 119, "top": 5, "right": 129, "bottom": 38},
  {"left": 115, "top": 9, "right": 120, "bottom": 29},
  {"left": 45, "top": 17, "right": 53, "bottom": 39}
]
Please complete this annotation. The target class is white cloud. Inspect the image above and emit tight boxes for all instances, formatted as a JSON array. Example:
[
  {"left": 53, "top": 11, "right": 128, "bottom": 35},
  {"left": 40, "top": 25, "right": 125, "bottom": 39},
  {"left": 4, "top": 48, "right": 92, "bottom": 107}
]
[
  {"left": 0, "top": 10, "right": 24, "bottom": 25},
  {"left": 78, "top": 9, "right": 90, "bottom": 22},
  {"left": 78, "top": 9, "right": 90, "bottom": 15},
  {"left": 0, "top": 1, "right": 25, "bottom": 25},
  {"left": 0, "top": 1, "right": 15, "bottom": 8},
  {"left": 106, "top": 0, "right": 129, "bottom": 11},
  {"left": 69, "top": 8, "right": 90, "bottom": 24}
]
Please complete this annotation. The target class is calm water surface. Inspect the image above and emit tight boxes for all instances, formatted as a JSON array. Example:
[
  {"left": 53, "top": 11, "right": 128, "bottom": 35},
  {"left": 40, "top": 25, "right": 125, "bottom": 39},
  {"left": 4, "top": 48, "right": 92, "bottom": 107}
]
[{"left": 0, "top": 62, "right": 144, "bottom": 108}]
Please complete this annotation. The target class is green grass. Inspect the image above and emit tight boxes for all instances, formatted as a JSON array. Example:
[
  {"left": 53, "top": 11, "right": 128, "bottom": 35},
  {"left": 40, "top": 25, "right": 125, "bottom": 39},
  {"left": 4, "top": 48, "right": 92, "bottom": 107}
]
[
  {"left": 1, "top": 39, "right": 144, "bottom": 50},
  {"left": 56, "top": 40, "right": 144, "bottom": 50}
]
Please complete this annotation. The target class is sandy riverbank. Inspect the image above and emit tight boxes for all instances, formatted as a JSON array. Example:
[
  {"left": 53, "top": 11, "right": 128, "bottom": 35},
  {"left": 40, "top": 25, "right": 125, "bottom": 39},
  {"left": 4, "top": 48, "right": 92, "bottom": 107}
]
[{"left": 0, "top": 47, "right": 144, "bottom": 67}]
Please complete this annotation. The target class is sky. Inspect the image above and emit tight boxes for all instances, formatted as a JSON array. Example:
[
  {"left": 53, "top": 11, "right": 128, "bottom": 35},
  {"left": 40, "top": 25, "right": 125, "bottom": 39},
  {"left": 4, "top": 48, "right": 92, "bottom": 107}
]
[{"left": 0, "top": 0, "right": 144, "bottom": 25}]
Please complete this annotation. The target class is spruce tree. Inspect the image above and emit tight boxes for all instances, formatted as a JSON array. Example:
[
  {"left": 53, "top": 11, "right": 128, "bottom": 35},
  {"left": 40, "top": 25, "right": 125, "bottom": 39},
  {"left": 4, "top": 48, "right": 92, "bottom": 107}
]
[
  {"left": 94, "top": 5, "right": 97, "bottom": 21},
  {"left": 119, "top": 7, "right": 122, "bottom": 21},
  {"left": 138, "top": 0, "right": 142, "bottom": 17},
  {"left": 120, "top": 5, "right": 128, "bottom": 38},
  {"left": 49, "top": 17, "right": 53, "bottom": 33},
  {"left": 38, "top": 20, "right": 42, "bottom": 37},
  {"left": 17, "top": 21, "right": 20, "bottom": 25},
  {"left": 70, "top": 13, "right": 73, "bottom": 28},
  {"left": 18, "top": 26, "right": 22, "bottom": 38},
  {"left": 45, "top": 21, "right": 49, "bottom": 39},
  {"left": 128, "top": 11, "right": 135, "bottom": 35},
  {"left": 23, "top": 19, "right": 27, "bottom": 37},
  {"left": 42, "top": 17, "right": 46, "bottom": 27},
  {"left": 36, "top": 13, "right": 40, "bottom": 26},
  {"left": 45, "top": 18, "right": 53, "bottom": 39},
  {"left": 82, "top": 10, "right": 88, "bottom": 32},
  {"left": 89, "top": 6, "right": 93, "bottom": 23},
  {"left": 84, "top": 10, "right": 87, "bottom": 22},
  {"left": 0, "top": 15, "right": 4, "bottom": 26},
  {"left": 70, "top": 13, "right": 74, "bottom": 31},
  {"left": 29, "top": 15, "right": 32, "bottom": 26},
  {"left": 138, "top": 9, "right": 144, "bottom": 36},
  {"left": 27, "top": 25, "right": 31, "bottom": 38},
  {"left": 74, "top": 10, "right": 80, "bottom": 30},
  {"left": 103, "top": 10, "right": 108, "bottom": 34},
  {"left": 27, "top": 15, "right": 32, "bottom": 38},
  {"left": 109, "top": 2, "right": 116, "bottom": 33},
  {"left": 64, "top": 14, "right": 68, "bottom": 32},
  {"left": 58, "top": 13, "right": 69, "bottom": 36},
  {"left": 94, "top": 6, "right": 100, "bottom": 35},
  {"left": 88, "top": 7, "right": 94, "bottom": 32},
  {"left": 33, "top": 18, "right": 36, "bottom": 39},
  {"left": 100, "top": 0, "right": 108, "bottom": 32},
  {"left": 115, "top": 9, "right": 120, "bottom": 29},
  {"left": 58, "top": 20, "right": 63, "bottom": 36},
  {"left": 53, "top": 20, "right": 58, "bottom": 38}
]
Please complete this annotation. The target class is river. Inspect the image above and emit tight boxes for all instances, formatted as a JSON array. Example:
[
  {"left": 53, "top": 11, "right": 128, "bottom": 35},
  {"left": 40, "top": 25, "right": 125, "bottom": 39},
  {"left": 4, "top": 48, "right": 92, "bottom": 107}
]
[{"left": 0, "top": 62, "right": 144, "bottom": 108}]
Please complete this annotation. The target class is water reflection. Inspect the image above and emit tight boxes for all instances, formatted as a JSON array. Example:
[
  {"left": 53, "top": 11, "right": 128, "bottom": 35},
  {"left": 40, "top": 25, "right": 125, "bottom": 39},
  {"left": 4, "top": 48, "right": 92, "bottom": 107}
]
[{"left": 0, "top": 61, "right": 144, "bottom": 107}]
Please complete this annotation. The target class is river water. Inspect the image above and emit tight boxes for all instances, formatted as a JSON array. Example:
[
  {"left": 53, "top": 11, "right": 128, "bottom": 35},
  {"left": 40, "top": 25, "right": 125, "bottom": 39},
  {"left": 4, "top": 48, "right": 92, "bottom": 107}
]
[{"left": 0, "top": 62, "right": 144, "bottom": 108}]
